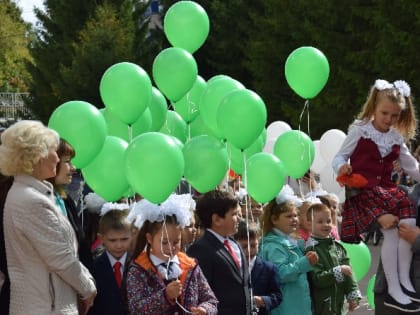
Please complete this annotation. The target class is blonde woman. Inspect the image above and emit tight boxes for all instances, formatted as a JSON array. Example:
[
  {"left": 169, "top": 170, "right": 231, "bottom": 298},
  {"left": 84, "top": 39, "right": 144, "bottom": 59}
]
[{"left": 0, "top": 121, "right": 96, "bottom": 315}]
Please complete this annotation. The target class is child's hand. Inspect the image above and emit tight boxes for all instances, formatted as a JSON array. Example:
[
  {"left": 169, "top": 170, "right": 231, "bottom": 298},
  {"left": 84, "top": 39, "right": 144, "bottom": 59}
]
[
  {"left": 348, "top": 300, "right": 359, "bottom": 312},
  {"left": 165, "top": 280, "right": 182, "bottom": 300},
  {"left": 338, "top": 163, "right": 352, "bottom": 176},
  {"left": 254, "top": 296, "right": 265, "bottom": 308},
  {"left": 340, "top": 265, "right": 353, "bottom": 276},
  {"left": 305, "top": 251, "right": 319, "bottom": 265},
  {"left": 190, "top": 306, "right": 207, "bottom": 315},
  {"left": 378, "top": 213, "right": 399, "bottom": 229}
]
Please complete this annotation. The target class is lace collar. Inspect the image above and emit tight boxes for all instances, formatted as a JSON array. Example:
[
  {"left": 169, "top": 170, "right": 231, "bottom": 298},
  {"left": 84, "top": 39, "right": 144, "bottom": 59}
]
[{"left": 351, "top": 120, "right": 403, "bottom": 148}]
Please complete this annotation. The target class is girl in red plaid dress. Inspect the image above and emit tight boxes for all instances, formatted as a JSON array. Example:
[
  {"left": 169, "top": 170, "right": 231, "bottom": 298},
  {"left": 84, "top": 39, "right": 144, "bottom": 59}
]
[{"left": 333, "top": 79, "right": 420, "bottom": 312}]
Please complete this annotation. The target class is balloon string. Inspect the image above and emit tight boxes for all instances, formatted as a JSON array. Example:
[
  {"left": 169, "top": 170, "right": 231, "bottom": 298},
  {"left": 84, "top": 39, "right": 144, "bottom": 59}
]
[
  {"left": 241, "top": 149, "right": 256, "bottom": 312},
  {"left": 128, "top": 124, "right": 133, "bottom": 143},
  {"left": 161, "top": 217, "right": 193, "bottom": 314},
  {"left": 297, "top": 100, "right": 314, "bottom": 195},
  {"left": 225, "top": 141, "right": 231, "bottom": 191},
  {"left": 127, "top": 125, "right": 135, "bottom": 201},
  {"left": 298, "top": 100, "right": 310, "bottom": 133}
]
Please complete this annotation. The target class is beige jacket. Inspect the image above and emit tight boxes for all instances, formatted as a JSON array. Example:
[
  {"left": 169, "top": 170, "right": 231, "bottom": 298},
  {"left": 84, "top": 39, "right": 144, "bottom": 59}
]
[{"left": 4, "top": 175, "right": 96, "bottom": 314}]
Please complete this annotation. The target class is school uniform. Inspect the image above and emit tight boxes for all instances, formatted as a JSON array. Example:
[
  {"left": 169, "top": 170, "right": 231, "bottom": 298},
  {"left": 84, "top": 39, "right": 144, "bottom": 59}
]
[
  {"left": 187, "top": 229, "right": 252, "bottom": 315},
  {"left": 250, "top": 256, "right": 282, "bottom": 315},
  {"left": 88, "top": 251, "right": 128, "bottom": 315}
]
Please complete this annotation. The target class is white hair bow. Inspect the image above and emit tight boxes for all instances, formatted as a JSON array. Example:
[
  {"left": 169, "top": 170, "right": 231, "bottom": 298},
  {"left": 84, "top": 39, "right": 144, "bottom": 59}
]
[{"left": 374, "top": 79, "right": 411, "bottom": 97}]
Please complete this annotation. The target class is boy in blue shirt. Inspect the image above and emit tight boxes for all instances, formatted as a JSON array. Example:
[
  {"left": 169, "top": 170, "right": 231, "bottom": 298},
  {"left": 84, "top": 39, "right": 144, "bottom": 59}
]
[{"left": 235, "top": 219, "right": 282, "bottom": 314}]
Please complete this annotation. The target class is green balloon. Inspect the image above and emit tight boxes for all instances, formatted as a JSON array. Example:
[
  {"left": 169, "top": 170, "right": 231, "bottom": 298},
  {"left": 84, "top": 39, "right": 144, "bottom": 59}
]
[
  {"left": 82, "top": 136, "right": 129, "bottom": 201},
  {"left": 100, "top": 62, "right": 152, "bottom": 124},
  {"left": 174, "top": 75, "right": 206, "bottom": 123},
  {"left": 366, "top": 274, "right": 376, "bottom": 309},
  {"left": 48, "top": 101, "right": 106, "bottom": 169},
  {"left": 101, "top": 108, "right": 152, "bottom": 142},
  {"left": 228, "top": 135, "right": 265, "bottom": 175},
  {"left": 273, "top": 130, "right": 314, "bottom": 179},
  {"left": 285, "top": 46, "right": 330, "bottom": 99},
  {"left": 217, "top": 89, "right": 267, "bottom": 149},
  {"left": 246, "top": 153, "right": 286, "bottom": 203},
  {"left": 132, "top": 108, "right": 152, "bottom": 139},
  {"left": 152, "top": 47, "right": 198, "bottom": 102},
  {"left": 160, "top": 110, "right": 188, "bottom": 143},
  {"left": 164, "top": 1, "right": 210, "bottom": 54},
  {"left": 149, "top": 87, "right": 168, "bottom": 131},
  {"left": 340, "top": 241, "right": 371, "bottom": 282},
  {"left": 125, "top": 132, "right": 185, "bottom": 204},
  {"left": 200, "top": 75, "right": 244, "bottom": 139},
  {"left": 189, "top": 114, "right": 215, "bottom": 138},
  {"left": 183, "top": 135, "right": 228, "bottom": 193}
]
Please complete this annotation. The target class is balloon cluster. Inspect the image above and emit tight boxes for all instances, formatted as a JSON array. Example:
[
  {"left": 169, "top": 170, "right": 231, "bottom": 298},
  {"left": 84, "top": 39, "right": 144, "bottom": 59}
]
[{"left": 48, "top": 1, "right": 331, "bottom": 205}]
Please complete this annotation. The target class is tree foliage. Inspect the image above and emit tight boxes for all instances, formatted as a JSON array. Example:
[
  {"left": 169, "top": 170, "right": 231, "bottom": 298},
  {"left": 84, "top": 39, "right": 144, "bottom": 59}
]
[{"left": 0, "top": 0, "right": 32, "bottom": 92}]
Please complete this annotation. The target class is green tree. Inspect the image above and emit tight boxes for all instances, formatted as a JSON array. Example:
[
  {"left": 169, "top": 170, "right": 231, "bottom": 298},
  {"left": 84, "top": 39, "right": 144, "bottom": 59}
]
[
  {"left": 0, "top": 0, "right": 32, "bottom": 92},
  {"left": 60, "top": 1, "right": 136, "bottom": 107},
  {"left": 27, "top": 0, "right": 130, "bottom": 122}
]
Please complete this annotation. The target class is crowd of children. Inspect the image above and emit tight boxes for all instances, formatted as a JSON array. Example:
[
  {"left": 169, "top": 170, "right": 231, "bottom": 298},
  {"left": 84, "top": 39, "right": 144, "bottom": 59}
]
[
  {"left": 4, "top": 78, "right": 420, "bottom": 314},
  {"left": 70, "top": 177, "right": 363, "bottom": 315}
]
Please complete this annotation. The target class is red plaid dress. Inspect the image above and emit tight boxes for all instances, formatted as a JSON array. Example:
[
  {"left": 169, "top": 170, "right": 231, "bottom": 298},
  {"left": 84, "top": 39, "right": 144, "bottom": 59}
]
[
  {"left": 341, "top": 186, "right": 415, "bottom": 243},
  {"left": 339, "top": 137, "right": 416, "bottom": 243}
]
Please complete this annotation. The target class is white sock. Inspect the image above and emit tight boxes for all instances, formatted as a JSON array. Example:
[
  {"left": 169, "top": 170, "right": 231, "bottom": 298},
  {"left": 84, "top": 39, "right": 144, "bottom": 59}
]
[
  {"left": 399, "top": 218, "right": 416, "bottom": 292},
  {"left": 381, "top": 227, "right": 411, "bottom": 304}
]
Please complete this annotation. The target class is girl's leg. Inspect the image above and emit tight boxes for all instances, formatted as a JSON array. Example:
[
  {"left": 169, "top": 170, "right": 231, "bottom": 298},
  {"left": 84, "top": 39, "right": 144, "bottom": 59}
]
[
  {"left": 381, "top": 227, "right": 412, "bottom": 304},
  {"left": 398, "top": 218, "right": 416, "bottom": 292}
]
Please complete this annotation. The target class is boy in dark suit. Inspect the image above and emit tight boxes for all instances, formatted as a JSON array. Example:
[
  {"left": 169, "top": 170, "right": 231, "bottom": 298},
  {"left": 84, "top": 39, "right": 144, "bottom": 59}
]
[
  {"left": 235, "top": 219, "right": 282, "bottom": 315},
  {"left": 88, "top": 208, "right": 132, "bottom": 315},
  {"left": 187, "top": 190, "right": 251, "bottom": 315}
]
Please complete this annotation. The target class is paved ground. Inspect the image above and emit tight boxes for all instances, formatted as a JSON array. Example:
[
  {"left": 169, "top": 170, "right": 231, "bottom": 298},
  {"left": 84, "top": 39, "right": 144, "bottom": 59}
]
[{"left": 352, "top": 240, "right": 381, "bottom": 315}]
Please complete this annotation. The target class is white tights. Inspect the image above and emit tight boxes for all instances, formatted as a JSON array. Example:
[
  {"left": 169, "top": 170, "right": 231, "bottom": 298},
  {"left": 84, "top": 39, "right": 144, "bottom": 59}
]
[{"left": 380, "top": 218, "right": 416, "bottom": 304}]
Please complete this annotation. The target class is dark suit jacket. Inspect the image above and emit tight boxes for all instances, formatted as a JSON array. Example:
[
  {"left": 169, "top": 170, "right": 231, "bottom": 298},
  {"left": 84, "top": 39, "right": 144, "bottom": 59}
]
[
  {"left": 88, "top": 252, "right": 128, "bottom": 315},
  {"left": 251, "top": 256, "right": 282, "bottom": 315},
  {"left": 64, "top": 196, "right": 93, "bottom": 271},
  {"left": 187, "top": 230, "right": 251, "bottom": 315}
]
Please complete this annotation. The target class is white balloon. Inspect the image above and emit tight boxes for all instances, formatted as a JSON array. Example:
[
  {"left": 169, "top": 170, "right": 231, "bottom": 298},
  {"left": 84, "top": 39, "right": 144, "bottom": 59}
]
[
  {"left": 319, "top": 165, "right": 343, "bottom": 195},
  {"left": 311, "top": 140, "right": 326, "bottom": 173},
  {"left": 263, "top": 138, "right": 276, "bottom": 154},
  {"left": 338, "top": 189, "right": 346, "bottom": 203},
  {"left": 319, "top": 129, "right": 346, "bottom": 165},
  {"left": 267, "top": 121, "right": 292, "bottom": 140}
]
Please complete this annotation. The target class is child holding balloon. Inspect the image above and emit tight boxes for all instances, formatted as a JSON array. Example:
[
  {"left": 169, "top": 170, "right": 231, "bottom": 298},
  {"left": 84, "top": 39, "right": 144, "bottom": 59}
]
[
  {"left": 126, "top": 194, "right": 218, "bottom": 315},
  {"left": 333, "top": 79, "right": 420, "bottom": 312}
]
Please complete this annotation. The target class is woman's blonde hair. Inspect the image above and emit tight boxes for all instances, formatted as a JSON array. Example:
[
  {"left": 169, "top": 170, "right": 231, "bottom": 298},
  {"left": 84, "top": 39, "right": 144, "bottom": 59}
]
[
  {"left": 0, "top": 120, "right": 59, "bottom": 176},
  {"left": 357, "top": 84, "right": 417, "bottom": 140},
  {"left": 261, "top": 200, "right": 296, "bottom": 236}
]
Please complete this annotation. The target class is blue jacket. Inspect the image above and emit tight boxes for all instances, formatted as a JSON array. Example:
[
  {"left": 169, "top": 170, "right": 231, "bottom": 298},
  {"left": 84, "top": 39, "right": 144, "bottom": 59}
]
[
  {"left": 259, "top": 230, "right": 313, "bottom": 315},
  {"left": 251, "top": 256, "right": 282, "bottom": 314}
]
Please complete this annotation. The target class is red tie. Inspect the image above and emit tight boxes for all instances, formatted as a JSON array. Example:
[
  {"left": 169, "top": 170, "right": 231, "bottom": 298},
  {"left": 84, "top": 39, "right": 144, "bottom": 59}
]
[
  {"left": 113, "top": 261, "right": 122, "bottom": 288},
  {"left": 224, "top": 239, "right": 240, "bottom": 268}
]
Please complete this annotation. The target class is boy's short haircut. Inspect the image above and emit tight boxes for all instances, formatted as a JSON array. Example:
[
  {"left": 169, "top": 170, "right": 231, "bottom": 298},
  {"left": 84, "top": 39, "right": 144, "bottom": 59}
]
[
  {"left": 306, "top": 203, "right": 330, "bottom": 221},
  {"left": 98, "top": 209, "right": 131, "bottom": 234},
  {"left": 195, "top": 190, "right": 239, "bottom": 229},
  {"left": 235, "top": 219, "right": 260, "bottom": 240}
]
